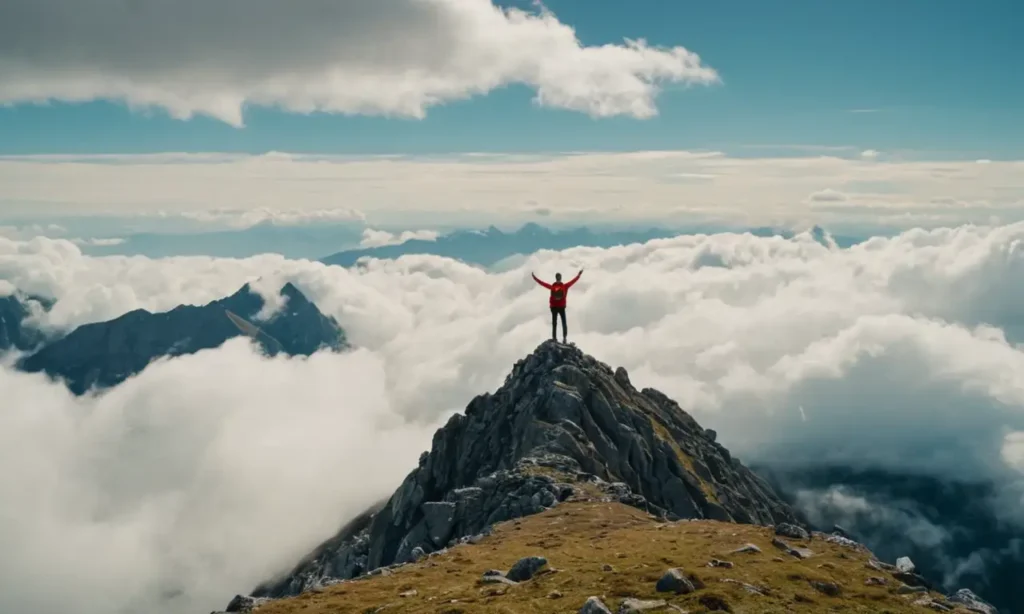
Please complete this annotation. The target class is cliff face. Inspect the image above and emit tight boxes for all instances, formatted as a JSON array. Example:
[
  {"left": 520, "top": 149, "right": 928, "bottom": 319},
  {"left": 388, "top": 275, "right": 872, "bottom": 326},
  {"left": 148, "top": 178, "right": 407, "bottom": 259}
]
[
  {"left": 253, "top": 340, "right": 801, "bottom": 599},
  {"left": 17, "top": 282, "right": 346, "bottom": 395},
  {"left": 0, "top": 295, "right": 40, "bottom": 353}
]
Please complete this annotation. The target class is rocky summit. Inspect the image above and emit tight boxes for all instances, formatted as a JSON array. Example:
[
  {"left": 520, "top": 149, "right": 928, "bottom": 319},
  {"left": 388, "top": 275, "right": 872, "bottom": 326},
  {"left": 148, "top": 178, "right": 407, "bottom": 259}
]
[
  {"left": 17, "top": 282, "right": 346, "bottom": 395},
  {"left": 245, "top": 340, "right": 803, "bottom": 604}
]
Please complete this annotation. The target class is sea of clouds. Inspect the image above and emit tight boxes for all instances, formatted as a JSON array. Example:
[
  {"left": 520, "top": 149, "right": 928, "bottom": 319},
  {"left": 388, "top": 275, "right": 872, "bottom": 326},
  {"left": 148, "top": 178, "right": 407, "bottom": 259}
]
[{"left": 3, "top": 225, "right": 1024, "bottom": 613}]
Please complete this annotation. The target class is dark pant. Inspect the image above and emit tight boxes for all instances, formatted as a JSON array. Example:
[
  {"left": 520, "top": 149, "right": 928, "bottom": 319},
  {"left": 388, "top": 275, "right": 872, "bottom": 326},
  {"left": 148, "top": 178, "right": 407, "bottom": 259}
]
[{"left": 551, "top": 306, "right": 567, "bottom": 341}]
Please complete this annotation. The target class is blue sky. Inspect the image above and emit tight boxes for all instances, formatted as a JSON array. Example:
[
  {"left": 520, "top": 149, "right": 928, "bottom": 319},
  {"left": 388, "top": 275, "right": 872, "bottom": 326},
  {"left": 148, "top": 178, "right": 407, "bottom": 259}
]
[{"left": 2, "top": 0, "right": 1021, "bottom": 158}]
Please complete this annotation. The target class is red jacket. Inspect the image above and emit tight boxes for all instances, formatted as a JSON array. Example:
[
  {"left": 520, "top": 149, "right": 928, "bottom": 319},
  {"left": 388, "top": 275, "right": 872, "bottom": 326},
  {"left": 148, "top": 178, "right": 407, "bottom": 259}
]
[{"left": 533, "top": 272, "right": 581, "bottom": 308}]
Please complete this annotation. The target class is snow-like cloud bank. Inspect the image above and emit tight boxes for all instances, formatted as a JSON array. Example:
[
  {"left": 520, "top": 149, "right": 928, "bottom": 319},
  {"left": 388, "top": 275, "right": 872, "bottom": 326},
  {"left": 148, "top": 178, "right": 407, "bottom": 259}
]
[
  {"left": 4, "top": 225, "right": 1024, "bottom": 611},
  {"left": 2, "top": 151, "right": 1021, "bottom": 230},
  {"left": 360, "top": 228, "right": 440, "bottom": 248},
  {"left": 0, "top": 0, "right": 718, "bottom": 126},
  {"left": 0, "top": 341, "right": 433, "bottom": 614}
]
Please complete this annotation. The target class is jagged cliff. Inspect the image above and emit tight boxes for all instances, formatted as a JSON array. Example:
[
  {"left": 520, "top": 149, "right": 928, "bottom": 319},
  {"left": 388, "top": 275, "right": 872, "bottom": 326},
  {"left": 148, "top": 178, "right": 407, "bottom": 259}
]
[
  {"left": 250, "top": 340, "right": 801, "bottom": 601},
  {"left": 17, "top": 282, "right": 346, "bottom": 395}
]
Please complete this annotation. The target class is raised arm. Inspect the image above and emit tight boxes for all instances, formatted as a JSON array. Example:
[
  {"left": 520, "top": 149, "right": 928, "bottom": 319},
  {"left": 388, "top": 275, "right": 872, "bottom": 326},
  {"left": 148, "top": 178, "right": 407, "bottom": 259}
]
[
  {"left": 565, "top": 269, "right": 583, "bottom": 288},
  {"left": 532, "top": 273, "right": 552, "bottom": 289}
]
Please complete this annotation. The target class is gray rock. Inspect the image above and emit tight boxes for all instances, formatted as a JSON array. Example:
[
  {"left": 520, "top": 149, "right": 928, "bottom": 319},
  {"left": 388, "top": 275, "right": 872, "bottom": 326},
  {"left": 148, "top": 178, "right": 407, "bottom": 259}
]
[
  {"left": 618, "top": 598, "right": 669, "bottom": 613},
  {"left": 580, "top": 596, "right": 614, "bottom": 614},
  {"left": 893, "top": 571, "right": 936, "bottom": 591},
  {"left": 809, "top": 581, "right": 841, "bottom": 597},
  {"left": 772, "top": 537, "right": 813, "bottom": 559},
  {"left": 422, "top": 501, "right": 457, "bottom": 547},
  {"left": 898, "top": 584, "right": 928, "bottom": 594},
  {"left": 225, "top": 595, "right": 269, "bottom": 612},
  {"left": 896, "top": 556, "right": 916, "bottom": 573},
  {"left": 774, "top": 523, "right": 810, "bottom": 540},
  {"left": 506, "top": 555, "right": 548, "bottom": 582},
  {"left": 948, "top": 588, "right": 999, "bottom": 614},
  {"left": 824, "top": 534, "right": 861, "bottom": 549},
  {"left": 655, "top": 568, "right": 696, "bottom": 594},
  {"left": 865, "top": 576, "right": 887, "bottom": 586},
  {"left": 707, "top": 559, "right": 733, "bottom": 568},
  {"left": 732, "top": 543, "right": 761, "bottom": 554}
]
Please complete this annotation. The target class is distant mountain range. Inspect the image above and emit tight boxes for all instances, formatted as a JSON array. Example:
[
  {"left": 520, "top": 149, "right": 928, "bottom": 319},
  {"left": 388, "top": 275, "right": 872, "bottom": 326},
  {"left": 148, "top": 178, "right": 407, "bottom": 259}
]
[
  {"left": 6, "top": 283, "right": 346, "bottom": 395},
  {"left": 321, "top": 223, "right": 866, "bottom": 268}
]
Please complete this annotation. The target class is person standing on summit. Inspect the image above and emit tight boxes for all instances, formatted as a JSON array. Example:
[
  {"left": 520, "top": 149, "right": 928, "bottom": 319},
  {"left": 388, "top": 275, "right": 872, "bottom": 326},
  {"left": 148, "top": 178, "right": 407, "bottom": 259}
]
[{"left": 532, "top": 269, "right": 583, "bottom": 343}]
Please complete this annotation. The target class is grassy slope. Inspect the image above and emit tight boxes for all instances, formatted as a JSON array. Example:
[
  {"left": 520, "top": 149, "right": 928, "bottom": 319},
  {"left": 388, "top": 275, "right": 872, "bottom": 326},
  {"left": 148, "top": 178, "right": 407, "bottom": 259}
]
[{"left": 254, "top": 500, "right": 968, "bottom": 614}]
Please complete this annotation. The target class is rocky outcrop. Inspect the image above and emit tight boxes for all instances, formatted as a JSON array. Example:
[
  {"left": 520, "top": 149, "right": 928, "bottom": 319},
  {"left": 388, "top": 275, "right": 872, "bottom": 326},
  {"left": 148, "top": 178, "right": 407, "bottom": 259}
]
[
  {"left": 249, "top": 340, "right": 801, "bottom": 602},
  {"left": 0, "top": 294, "right": 44, "bottom": 353},
  {"left": 17, "top": 282, "right": 346, "bottom": 394}
]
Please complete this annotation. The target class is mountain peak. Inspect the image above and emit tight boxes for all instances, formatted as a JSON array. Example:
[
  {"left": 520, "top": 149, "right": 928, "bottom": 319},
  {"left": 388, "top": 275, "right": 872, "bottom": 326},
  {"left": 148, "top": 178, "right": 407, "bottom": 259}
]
[
  {"left": 17, "top": 282, "right": 346, "bottom": 395},
  {"left": 252, "top": 342, "right": 801, "bottom": 599}
]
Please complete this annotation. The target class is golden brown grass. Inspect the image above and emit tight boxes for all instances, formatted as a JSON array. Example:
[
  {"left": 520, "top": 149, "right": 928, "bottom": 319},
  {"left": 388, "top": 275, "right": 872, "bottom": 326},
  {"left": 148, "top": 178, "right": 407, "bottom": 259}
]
[{"left": 254, "top": 501, "right": 966, "bottom": 614}]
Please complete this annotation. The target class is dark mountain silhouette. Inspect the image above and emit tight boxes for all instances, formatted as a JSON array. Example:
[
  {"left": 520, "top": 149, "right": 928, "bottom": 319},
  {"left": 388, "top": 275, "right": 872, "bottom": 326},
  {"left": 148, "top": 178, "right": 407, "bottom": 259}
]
[
  {"left": 320, "top": 223, "right": 866, "bottom": 269},
  {"left": 17, "top": 282, "right": 346, "bottom": 395},
  {"left": 321, "top": 223, "right": 679, "bottom": 268},
  {"left": 0, "top": 294, "right": 46, "bottom": 353}
]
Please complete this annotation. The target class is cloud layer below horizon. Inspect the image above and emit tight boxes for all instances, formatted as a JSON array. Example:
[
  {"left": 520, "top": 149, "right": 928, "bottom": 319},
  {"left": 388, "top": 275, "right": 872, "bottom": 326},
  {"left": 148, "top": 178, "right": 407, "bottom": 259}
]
[
  {"left": 0, "top": 0, "right": 717, "bottom": 126},
  {"left": 3, "top": 225, "right": 1024, "bottom": 612},
  {"left": 2, "top": 152, "right": 1021, "bottom": 231}
]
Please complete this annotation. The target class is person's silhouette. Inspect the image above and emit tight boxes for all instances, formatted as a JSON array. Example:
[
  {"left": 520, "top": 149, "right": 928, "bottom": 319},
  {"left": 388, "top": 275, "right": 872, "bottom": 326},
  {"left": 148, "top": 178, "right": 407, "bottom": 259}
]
[{"left": 532, "top": 269, "right": 583, "bottom": 343}]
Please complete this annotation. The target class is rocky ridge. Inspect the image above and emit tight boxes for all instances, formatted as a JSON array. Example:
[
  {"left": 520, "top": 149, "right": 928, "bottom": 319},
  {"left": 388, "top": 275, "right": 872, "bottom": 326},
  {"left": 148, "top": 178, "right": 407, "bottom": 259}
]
[
  {"left": 17, "top": 282, "right": 346, "bottom": 394},
  {"left": 246, "top": 340, "right": 802, "bottom": 604}
]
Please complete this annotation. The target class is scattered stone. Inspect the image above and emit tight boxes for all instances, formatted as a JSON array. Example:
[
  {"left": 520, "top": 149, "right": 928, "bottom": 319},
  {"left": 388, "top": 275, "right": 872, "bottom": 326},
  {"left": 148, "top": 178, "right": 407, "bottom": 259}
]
[
  {"left": 399, "top": 589, "right": 418, "bottom": 598},
  {"left": 774, "top": 523, "right": 810, "bottom": 540},
  {"left": 656, "top": 568, "right": 696, "bottom": 595},
  {"left": 824, "top": 534, "right": 861, "bottom": 549},
  {"left": 707, "top": 559, "right": 734, "bottom": 569},
  {"left": 601, "top": 563, "right": 615, "bottom": 572},
  {"left": 865, "top": 576, "right": 887, "bottom": 586},
  {"left": 809, "top": 581, "right": 842, "bottom": 597},
  {"left": 409, "top": 546, "right": 426, "bottom": 562},
  {"left": 947, "top": 588, "right": 998, "bottom": 614},
  {"left": 867, "top": 558, "right": 896, "bottom": 572},
  {"left": 921, "top": 600, "right": 953, "bottom": 612},
  {"left": 721, "top": 579, "right": 767, "bottom": 595},
  {"left": 579, "top": 596, "right": 614, "bottom": 614},
  {"left": 771, "top": 537, "right": 813, "bottom": 559},
  {"left": 731, "top": 543, "right": 761, "bottom": 555},
  {"left": 506, "top": 555, "right": 548, "bottom": 582},
  {"left": 697, "top": 593, "right": 732, "bottom": 612},
  {"left": 547, "top": 590, "right": 563, "bottom": 599},
  {"left": 894, "top": 571, "right": 935, "bottom": 590},
  {"left": 618, "top": 598, "right": 669, "bottom": 613},
  {"left": 896, "top": 556, "right": 916, "bottom": 573},
  {"left": 897, "top": 584, "right": 928, "bottom": 595},
  {"left": 482, "top": 569, "right": 503, "bottom": 577}
]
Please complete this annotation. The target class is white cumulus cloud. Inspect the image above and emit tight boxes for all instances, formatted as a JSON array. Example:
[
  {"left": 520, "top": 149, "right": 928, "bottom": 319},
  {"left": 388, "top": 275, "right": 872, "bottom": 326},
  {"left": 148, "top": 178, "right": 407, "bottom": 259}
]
[
  {"left": 4, "top": 225, "right": 1024, "bottom": 612},
  {"left": 0, "top": 0, "right": 719, "bottom": 126}
]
